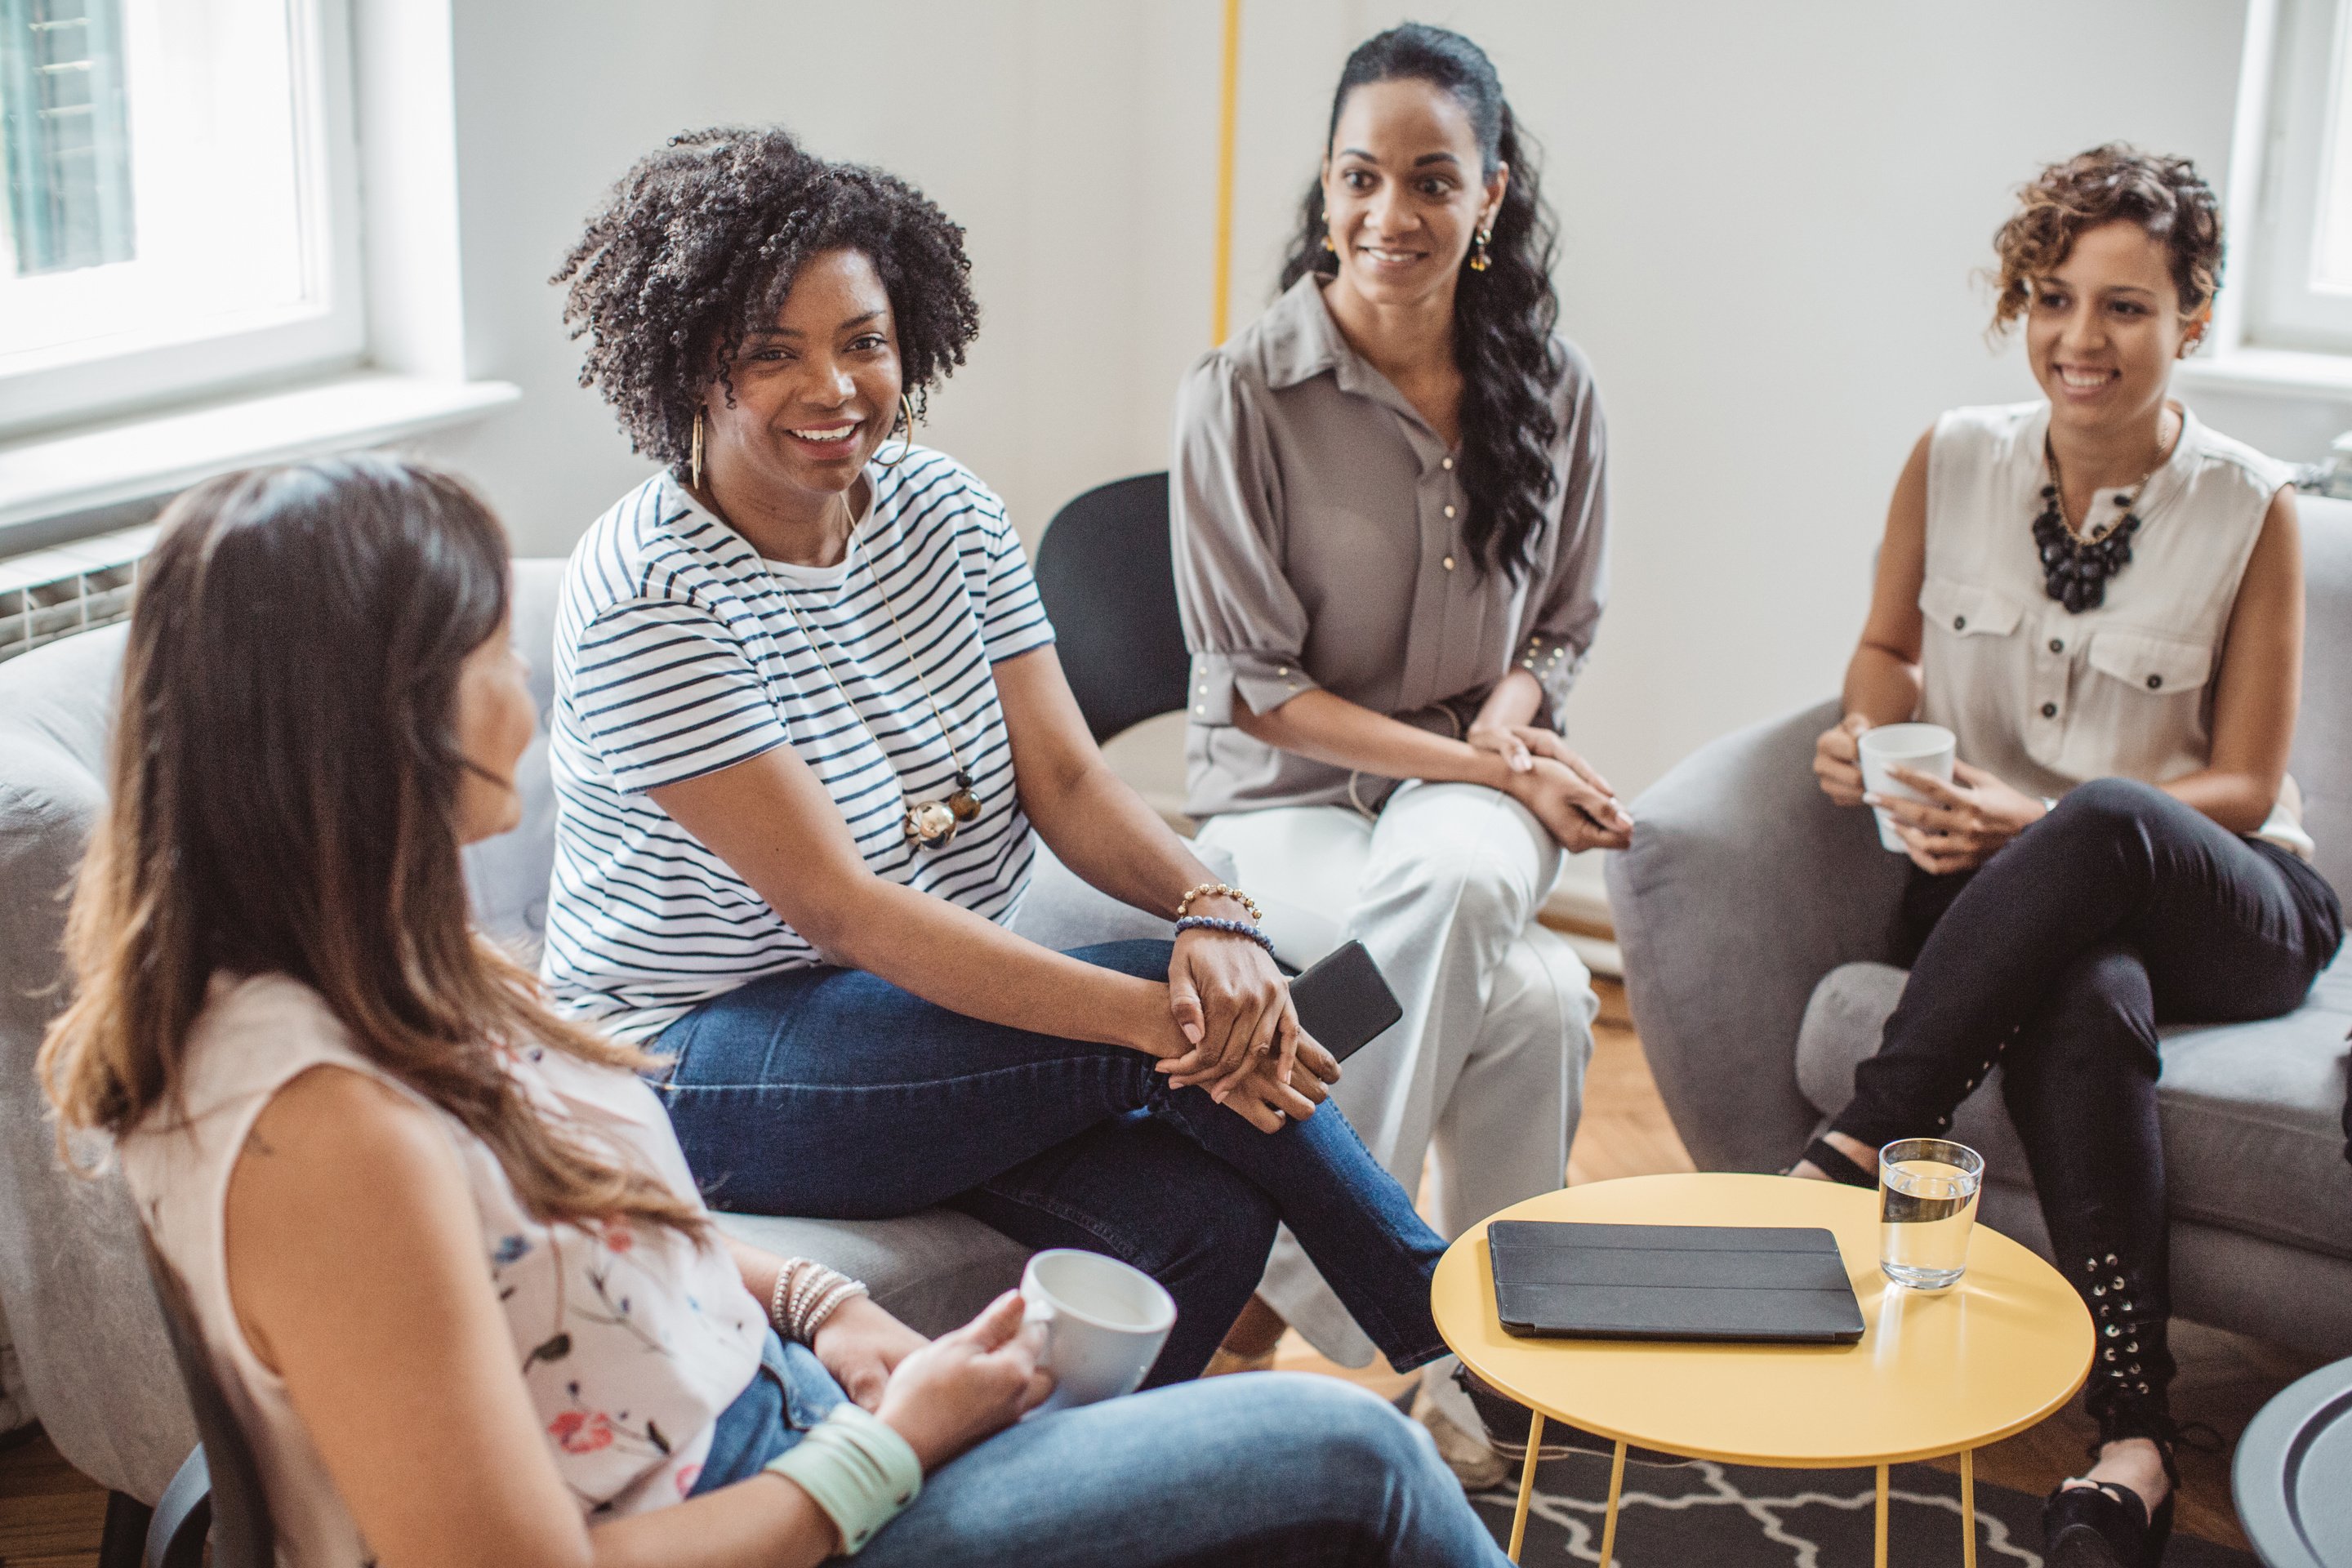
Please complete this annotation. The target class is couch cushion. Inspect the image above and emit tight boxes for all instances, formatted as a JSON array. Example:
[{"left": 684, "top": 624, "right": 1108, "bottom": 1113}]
[
  {"left": 1795, "top": 961, "right": 2035, "bottom": 1184},
  {"left": 2290, "top": 496, "right": 2352, "bottom": 899},
  {"left": 0, "top": 623, "right": 196, "bottom": 1494},
  {"left": 1797, "top": 951, "right": 2352, "bottom": 1261},
  {"left": 710, "top": 1210, "right": 1029, "bottom": 1338}
]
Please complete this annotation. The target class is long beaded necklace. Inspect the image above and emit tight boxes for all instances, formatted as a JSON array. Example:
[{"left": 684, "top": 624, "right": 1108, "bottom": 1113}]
[
  {"left": 2031, "top": 417, "right": 2176, "bottom": 614},
  {"left": 773, "top": 509, "right": 982, "bottom": 851}
]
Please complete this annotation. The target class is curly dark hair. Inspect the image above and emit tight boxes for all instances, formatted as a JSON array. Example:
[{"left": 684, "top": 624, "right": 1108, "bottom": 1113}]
[
  {"left": 1989, "top": 143, "right": 2222, "bottom": 333},
  {"left": 1280, "top": 24, "right": 1565, "bottom": 583},
  {"left": 555, "top": 126, "right": 981, "bottom": 466}
]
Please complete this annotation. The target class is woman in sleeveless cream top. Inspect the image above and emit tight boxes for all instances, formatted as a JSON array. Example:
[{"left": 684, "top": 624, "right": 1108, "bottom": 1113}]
[
  {"left": 1804, "top": 148, "right": 2342, "bottom": 1566},
  {"left": 42, "top": 457, "right": 1510, "bottom": 1568}
]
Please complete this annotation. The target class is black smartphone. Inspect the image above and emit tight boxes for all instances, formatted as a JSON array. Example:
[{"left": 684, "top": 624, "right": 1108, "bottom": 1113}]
[{"left": 1288, "top": 939, "right": 1403, "bottom": 1062}]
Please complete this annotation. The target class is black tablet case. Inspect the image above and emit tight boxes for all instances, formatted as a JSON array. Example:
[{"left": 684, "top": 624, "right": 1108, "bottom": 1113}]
[{"left": 1487, "top": 1220, "right": 1865, "bottom": 1343}]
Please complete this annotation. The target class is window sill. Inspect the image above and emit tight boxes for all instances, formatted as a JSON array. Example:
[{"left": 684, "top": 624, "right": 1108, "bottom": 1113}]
[
  {"left": 2174, "top": 348, "right": 2352, "bottom": 401},
  {"left": 0, "top": 372, "right": 520, "bottom": 537}
]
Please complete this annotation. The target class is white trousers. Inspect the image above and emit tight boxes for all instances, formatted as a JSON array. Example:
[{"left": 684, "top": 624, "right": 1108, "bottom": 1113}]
[{"left": 1195, "top": 782, "right": 1596, "bottom": 1369}]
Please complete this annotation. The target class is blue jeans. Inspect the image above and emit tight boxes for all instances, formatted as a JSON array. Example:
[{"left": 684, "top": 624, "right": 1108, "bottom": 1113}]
[
  {"left": 657, "top": 941, "right": 1448, "bottom": 1382},
  {"left": 693, "top": 1332, "right": 1508, "bottom": 1566}
]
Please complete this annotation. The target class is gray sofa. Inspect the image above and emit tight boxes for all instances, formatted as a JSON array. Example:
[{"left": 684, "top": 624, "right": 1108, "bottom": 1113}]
[
  {"left": 1606, "top": 496, "right": 2352, "bottom": 1361},
  {"left": 0, "top": 557, "right": 1203, "bottom": 1503}
]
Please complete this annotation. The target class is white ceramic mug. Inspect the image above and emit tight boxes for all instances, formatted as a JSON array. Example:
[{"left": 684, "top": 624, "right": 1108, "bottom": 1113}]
[
  {"left": 1858, "top": 723, "right": 1957, "bottom": 853},
  {"left": 1018, "top": 1249, "right": 1177, "bottom": 1416}
]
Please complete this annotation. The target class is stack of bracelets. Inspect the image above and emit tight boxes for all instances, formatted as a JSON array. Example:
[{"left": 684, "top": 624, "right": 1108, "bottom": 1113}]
[
  {"left": 762, "top": 1258, "right": 923, "bottom": 1553},
  {"left": 768, "top": 1257, "right": 870, "bottom": 1343},
  {"left": 1171, "top": 880, "right": 1274, "bottom": 957}
]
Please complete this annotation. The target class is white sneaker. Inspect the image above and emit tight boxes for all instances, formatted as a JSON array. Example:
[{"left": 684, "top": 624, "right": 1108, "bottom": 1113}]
[{"left": 1411, "top": 1379, "right": 1511, "bottom": 1490}]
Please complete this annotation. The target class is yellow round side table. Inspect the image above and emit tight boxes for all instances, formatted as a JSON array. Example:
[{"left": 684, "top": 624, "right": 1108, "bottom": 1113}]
[{"left": 1432, "top": 1173, "right": 2093, "bottom": 1565}]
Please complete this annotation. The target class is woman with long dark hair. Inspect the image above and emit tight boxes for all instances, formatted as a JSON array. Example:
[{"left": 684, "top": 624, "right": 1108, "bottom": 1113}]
[
  {"left": 40, "top": 457, "right": 1511, "bottom": 1567},
  {"left": 1171, "top": 23, "right": 1627, "bottom": 1481}
]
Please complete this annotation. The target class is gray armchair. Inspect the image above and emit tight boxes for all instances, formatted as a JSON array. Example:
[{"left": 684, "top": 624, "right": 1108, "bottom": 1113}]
[
  {"left": 0, "top": 558, "right": 1211, "bottom": 1509},
  {"left": 1606, "top": 496, "right": 2352, "bottom": 1362}
]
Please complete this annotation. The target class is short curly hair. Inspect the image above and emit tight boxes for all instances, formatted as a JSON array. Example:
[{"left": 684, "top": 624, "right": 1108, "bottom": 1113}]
[
  {"left": 555, "top": 126, "right": 981, "bottom": 466},
  {"left": 1989, "top": 143, "right": 2222, "bottom": 334}
]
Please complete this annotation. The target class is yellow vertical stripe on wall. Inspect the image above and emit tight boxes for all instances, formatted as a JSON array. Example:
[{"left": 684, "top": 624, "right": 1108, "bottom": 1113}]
[{"left": 1212, "top": 0, "right": 1241, "bottom": 345}]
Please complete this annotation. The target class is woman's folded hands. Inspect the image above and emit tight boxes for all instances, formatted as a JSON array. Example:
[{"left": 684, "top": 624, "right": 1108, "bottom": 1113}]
[
  {"left": 1475, "top": 727, "right": 1633, "bottom": 852},
  {"left": 1147, "top": 936, "right": 1342, "bottom": 1130}
]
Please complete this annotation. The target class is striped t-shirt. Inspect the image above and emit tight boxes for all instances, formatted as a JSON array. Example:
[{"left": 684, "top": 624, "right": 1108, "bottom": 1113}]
[{"left": 542, "top": 451, "right": 1055, "bottom": 1044}]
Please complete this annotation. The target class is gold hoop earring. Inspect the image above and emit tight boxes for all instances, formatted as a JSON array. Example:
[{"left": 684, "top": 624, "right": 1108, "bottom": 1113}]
[
  {"left": 873, "top": 393, "right": 919, "bottom": 470},
  {"left": 1467, "top": 227, "right": 1493, "bottom": 272},
  {"left": 689, "top": 408, "right": 706, "bottom": 489}
]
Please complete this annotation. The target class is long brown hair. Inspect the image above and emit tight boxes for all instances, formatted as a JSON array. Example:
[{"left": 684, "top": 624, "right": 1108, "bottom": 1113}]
[{"left": 39, "top": 456, "right": 705, "bottom": 1240}]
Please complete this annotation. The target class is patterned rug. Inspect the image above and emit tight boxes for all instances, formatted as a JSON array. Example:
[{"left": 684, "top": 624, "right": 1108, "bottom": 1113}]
[{"left": 1467, "top": 1450, "right": 2256, "bottom": 1566}]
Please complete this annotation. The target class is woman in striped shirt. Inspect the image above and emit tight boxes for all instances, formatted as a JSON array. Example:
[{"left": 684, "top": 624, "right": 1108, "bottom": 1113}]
[{"left": 541, "top": 127, "right": 1468, "bottom": 1395}]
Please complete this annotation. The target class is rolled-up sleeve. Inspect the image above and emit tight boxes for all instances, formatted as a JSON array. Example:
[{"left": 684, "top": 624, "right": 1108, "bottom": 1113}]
[
  {"left": 1170, "top": 355, "right": 1321, "bottom": 725},
  {"left": 1518, "top": 359, "right": 1610, "bottom": 728}
]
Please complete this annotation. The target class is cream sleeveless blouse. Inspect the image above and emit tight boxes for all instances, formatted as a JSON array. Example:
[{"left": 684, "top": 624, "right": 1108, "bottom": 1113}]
[
  {"left": 118, "top": 973, "right": 767, "bottom": 1568},
  {"left": 1919, "top": 400, "right": 2313, "bottom": 857}
]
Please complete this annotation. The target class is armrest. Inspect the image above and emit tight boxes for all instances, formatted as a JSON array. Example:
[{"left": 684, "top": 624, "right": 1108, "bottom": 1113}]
[{"left": 1603, "top": 699, "right": 1910, "bottom": 1172}]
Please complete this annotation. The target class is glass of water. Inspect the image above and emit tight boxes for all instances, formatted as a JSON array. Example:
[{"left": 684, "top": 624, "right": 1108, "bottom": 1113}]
[{"left": 1878, "top": 1138, "right": 1984, "bottom": 1291}]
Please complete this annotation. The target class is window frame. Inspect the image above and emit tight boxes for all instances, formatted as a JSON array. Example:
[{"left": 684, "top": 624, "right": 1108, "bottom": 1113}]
[
  {"left": 0, "top": 0, "right": 366, "bottom": 438},
  {"left": 2240, "top": 0, "right": 2352, "bottom": 352}
]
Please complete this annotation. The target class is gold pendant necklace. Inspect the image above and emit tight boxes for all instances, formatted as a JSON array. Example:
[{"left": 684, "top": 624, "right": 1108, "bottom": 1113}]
[{"left": 775, "top": 503, "right": 982, "bottom": 851}]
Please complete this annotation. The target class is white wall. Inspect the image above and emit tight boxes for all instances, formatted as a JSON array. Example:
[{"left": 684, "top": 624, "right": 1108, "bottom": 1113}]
[{"left": 413, "top": 0, "right": 2298, "bottom": 826}]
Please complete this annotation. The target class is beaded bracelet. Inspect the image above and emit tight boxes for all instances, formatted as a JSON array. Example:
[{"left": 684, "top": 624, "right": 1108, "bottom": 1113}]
[
  {"left": 769, "top": 1258, "right": 871, "bottom": 1344},
  {"left": 1174, "top": 915, "right": 1277, "bottom": 957},
  {"left": 764, "top": 1401, "right": 923, "bottom": 1554},
  {"left": 1175, "top": 881, "right": 1262, "bottom": 922}
]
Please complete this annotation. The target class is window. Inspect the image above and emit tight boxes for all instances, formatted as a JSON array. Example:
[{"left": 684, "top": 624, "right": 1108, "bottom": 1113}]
[{"left": 0, "top": 0, "right": 359, "bottom": 433}]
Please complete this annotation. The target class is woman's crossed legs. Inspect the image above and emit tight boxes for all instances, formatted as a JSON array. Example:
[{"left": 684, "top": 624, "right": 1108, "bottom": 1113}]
[{"left": 655, "top": 940, "right": 1449, "bottom": 1384}]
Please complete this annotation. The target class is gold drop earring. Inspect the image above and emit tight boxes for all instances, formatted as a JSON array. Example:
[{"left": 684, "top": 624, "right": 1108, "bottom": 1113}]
[
  {"left": 1468, "top": 225, "right": 1493, "bottom": 272},
  {"left": 690, "top": 408, "right": 706, "bottom": 489}
]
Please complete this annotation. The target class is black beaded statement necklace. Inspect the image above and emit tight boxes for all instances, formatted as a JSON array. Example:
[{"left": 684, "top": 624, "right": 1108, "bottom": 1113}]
[{"left": 2030, "top": 427, "right": 2172, "bottom": 614}]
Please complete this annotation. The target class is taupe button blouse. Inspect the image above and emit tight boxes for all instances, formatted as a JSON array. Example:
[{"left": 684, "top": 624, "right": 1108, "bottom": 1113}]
[{"left": 1170, "top": 273, "right": 1610, "bottom": 817}]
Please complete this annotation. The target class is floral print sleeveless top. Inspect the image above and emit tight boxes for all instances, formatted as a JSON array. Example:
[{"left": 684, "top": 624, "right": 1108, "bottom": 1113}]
[{"left": 120, "top": 973, "right": 765, "bottom": 1567}]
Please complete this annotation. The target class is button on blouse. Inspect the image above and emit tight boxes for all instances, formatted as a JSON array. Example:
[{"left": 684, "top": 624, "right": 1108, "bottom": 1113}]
[{"left": 1170, "top": 273, "right": 1610, "bottom": 817}]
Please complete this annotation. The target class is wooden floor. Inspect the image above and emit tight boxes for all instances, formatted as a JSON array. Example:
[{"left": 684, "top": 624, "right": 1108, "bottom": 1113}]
[{"left": 0, "top": 979, "right": 2314, "bottom": 1562}]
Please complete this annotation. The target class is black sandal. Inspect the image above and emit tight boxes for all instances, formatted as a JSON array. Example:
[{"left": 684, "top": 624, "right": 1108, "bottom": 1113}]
[
  {"left": 2042, "top": 1438, "right": 2179, "bottom": 1567},
  {"left": 2042, "top": 1478, "right": 2172, "bottom": 1567},
  {"left": 1798, "top": 1136, "right": 1878, "bottom": 1189}
]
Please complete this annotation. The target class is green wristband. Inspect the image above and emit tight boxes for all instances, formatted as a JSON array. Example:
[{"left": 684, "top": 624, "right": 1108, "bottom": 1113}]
[{"left": 763, "top": 1403, "right": 923, "bottom": 1556}]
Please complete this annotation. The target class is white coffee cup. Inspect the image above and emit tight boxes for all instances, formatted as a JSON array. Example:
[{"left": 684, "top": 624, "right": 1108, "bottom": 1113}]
[
  {"left": 1018, "top": 1249, "right": 1177, "bottom": 1416},
  {"left": 1858, "top": 723, "right": 1957, "bottom": 853}
]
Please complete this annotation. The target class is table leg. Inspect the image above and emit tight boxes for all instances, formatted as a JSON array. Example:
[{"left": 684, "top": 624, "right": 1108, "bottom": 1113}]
[
  {"left": 1597, "top": 1441, "right": 1627, "bottom": 1568},
  {"left": 1960, "top": 1449, "right": 1976, "bottom": 1568},
  {"left": 1874, "top": 1463, "right": 1889, "bottom": 1568},
  {"left": 1505, "top": 1411, "right": 1544, "bottom": 1563}
]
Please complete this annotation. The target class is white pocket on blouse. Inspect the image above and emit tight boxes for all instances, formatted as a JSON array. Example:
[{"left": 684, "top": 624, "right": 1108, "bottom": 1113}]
[
  {"left": 2087, "top": 627, "right": 2214, "bottom": 697},
  {"left": 1919, "top": 576, "right": 2024, "bottom": 640}
]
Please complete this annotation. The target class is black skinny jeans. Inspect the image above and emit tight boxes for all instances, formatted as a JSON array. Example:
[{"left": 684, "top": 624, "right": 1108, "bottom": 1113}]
[{"left": 1829, "top": 777, "right": 2343, "bottom": 1441}]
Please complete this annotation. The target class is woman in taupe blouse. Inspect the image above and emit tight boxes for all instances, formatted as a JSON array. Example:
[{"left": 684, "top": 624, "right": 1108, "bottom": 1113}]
[{"left": 1172, "top": 23, "right": 1629, "bottom": 1484}]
